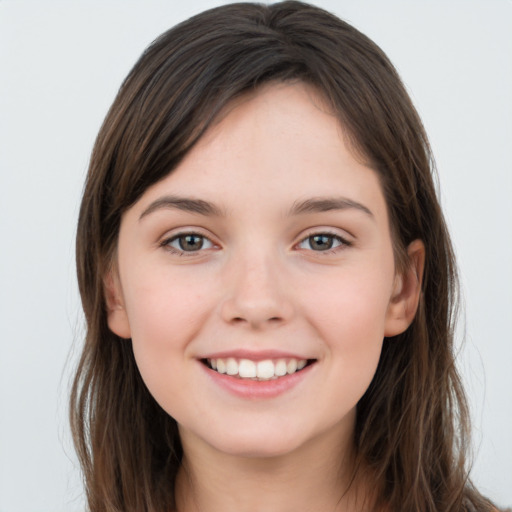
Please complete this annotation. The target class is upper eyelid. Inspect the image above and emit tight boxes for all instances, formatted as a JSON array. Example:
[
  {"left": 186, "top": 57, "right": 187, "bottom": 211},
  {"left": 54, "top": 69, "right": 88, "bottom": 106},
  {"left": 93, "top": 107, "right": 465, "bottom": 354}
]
[
  {"left": 159, "top": 227, "right": 217, "bottom": 243},
  {"left": 296, "top": 227, "right": 353, "bottom": 242}
]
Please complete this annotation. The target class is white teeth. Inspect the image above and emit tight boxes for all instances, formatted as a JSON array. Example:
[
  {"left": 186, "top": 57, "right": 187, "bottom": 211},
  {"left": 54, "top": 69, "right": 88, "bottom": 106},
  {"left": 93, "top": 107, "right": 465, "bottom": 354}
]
[
  {"left": 238, "top": 359, "right": 257, "bottom": 378},
  {"left": 208, "top": 357, "right": 309, "bottom": 380},
  {"left": 275, "top": 359, "right": 287, "bottom": 376},
  {"left": 226, "top": 357, "right": 238, "bottom": 376},
  {"left": 286, "top": 359, "right": 298, "bottom": 374},
  {"left": 256, "top": 360, "right": 274, "bottom": 380},
  {"left": 216, "top": 358, "right": 226, "bottom": 374}
]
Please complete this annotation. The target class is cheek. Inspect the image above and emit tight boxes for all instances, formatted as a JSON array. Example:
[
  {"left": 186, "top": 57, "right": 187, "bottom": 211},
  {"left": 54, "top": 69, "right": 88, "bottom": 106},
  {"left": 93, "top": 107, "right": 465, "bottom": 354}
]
[
  {"left": 123, "top": 261, "right": 213, "bottom": 337},
  {"left": 299, "top": 265, "right": 393, "bottom": 386},
  {"left": 304, "top": 268, "right": 392, "bottom": 341},
  {"left": 120, "top": 267, "right": 215, "bottom": 392}
]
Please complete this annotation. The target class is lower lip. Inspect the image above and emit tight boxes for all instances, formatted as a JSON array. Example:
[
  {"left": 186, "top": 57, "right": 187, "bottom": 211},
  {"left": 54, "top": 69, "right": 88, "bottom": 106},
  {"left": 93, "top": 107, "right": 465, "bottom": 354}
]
[{"left": 201, "top": 362, "right": 315, "bottom": 399}]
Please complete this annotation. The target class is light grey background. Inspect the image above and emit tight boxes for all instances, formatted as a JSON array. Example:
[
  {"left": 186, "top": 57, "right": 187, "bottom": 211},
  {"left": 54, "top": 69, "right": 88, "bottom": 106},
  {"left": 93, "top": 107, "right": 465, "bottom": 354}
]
[{"left": 1, "top": 1, "right": 511, "bottom": 511}]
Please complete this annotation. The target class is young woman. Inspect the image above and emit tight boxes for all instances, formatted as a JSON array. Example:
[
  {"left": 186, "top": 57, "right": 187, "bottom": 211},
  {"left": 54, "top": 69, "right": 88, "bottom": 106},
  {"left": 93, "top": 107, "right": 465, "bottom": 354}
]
[{"left": 70, "top": 2, "right": 503, "bottom": 511}]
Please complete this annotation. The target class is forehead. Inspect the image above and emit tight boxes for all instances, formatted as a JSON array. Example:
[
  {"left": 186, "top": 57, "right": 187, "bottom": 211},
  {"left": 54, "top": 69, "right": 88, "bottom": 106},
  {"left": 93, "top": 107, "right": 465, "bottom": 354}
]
[
  {"left": 129, "top": 82, "right": 387, "bottom": 224},
  {"left": 200, "top": 81, "right": 340, "bottom": 153}
]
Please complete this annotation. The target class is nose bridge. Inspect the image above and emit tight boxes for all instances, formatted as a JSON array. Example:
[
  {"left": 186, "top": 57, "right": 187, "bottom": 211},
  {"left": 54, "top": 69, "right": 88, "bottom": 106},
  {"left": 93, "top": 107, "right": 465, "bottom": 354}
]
[{"left": 220, "top": 243, "right": 293, "bottom": 328}]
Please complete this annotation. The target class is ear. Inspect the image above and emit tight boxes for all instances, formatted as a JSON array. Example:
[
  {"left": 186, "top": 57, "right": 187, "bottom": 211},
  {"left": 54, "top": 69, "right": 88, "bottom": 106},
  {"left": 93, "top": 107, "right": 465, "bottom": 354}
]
[
  {"left": 104, "top": 269, "right": 132, "bottom": 339},
  {"left": 384, "top": 239, "right": 425, "bottom": 337}
]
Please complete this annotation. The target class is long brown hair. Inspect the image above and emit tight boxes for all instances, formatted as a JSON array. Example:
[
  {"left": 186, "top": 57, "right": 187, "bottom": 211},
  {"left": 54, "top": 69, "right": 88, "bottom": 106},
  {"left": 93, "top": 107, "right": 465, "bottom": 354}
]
[{"left": 71, "top": 2, "right": 496, "bottom": 511}]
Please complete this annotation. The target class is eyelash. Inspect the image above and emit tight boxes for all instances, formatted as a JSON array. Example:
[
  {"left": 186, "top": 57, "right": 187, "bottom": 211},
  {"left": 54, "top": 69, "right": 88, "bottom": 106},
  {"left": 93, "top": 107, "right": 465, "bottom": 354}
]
[
  {"left": 160, "top": 230, "right": 351, "bottom": 256},
  {"left": 296, "top": 232, "right": 351, "bottom": 254},
  {"left": 160, "top": 232, "right": 215, "bottom": 256}
]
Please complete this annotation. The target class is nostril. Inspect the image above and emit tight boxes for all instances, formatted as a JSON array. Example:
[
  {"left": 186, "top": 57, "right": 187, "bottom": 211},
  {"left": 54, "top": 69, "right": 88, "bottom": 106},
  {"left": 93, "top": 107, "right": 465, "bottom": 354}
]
[{"left": 227, "top": 315, "right": 286, "bottom": 330}]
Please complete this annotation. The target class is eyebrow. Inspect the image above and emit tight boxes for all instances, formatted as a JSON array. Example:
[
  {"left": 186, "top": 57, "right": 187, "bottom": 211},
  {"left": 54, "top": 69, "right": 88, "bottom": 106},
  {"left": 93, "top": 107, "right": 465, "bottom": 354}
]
[
  {"left": 139, "top": 194, "right": 374, "bottom": 221},
  {"left": 289, "top": 197, "right": 374, "bottom": 218},
  {"left": 139, "top": 195, "right": 224, "bottom": 220}
]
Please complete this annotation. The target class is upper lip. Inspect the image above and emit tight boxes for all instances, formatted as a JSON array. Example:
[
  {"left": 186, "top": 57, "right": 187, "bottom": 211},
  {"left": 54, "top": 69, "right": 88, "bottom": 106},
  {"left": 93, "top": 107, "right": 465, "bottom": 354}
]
[{"left": 198, "top": 349, "right": 314, "bottom": 361}]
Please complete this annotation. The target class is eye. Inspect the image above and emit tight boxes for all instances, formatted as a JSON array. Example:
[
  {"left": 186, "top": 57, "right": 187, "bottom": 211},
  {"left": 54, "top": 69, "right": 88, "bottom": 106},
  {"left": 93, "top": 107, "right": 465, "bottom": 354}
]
[
  {"left": 297, "top": 233, "right": 349, "bottom": 252},
  {"left": 163, "top": 233, "right": 214, "bottom": 253}
]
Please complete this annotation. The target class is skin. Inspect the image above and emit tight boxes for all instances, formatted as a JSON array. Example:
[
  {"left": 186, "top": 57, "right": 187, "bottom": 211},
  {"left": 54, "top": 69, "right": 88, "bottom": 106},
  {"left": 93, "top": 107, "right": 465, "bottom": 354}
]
[{"left": 106, "top": 82, "right": 424, "bottom": 512}]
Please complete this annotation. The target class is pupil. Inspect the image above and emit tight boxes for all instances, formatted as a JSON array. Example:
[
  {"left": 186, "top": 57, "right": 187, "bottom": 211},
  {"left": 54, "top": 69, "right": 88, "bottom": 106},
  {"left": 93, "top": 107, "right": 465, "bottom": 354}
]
[
  {"left": 310, "top": 234, "right": 333, "bottom": 250},
  {"left": 180, "top": 234, "right": 203, "bottom": 251}
]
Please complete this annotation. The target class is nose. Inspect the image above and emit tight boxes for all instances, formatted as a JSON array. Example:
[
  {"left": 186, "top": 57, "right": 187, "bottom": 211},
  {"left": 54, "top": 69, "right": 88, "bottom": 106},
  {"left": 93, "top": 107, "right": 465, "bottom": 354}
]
[{"left": 220, "top": 250, "right": 294, "bottom": 329}]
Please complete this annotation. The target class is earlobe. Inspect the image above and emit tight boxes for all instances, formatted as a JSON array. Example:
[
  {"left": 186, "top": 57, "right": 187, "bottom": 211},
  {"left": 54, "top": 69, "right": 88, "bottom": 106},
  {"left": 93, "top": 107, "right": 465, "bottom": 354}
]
[
  {"left": 384, "top": 239, "right": 425, "bottom": 337},
  {"left": 104, "top": 270, "right": 132, "bottom": 339}
]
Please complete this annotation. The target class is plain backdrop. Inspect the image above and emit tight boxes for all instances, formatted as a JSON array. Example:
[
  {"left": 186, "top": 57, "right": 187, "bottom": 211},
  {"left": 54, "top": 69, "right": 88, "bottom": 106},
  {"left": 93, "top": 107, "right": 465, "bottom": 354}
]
[{"left": 1, "top": 1, "right": 511, "bottom": 511}]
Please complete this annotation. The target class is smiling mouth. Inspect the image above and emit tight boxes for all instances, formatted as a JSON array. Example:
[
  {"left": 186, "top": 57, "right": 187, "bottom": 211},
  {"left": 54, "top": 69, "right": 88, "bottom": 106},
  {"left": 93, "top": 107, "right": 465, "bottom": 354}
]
[{"left": 202, "top": 357, "right": 315, "bottom": 381}]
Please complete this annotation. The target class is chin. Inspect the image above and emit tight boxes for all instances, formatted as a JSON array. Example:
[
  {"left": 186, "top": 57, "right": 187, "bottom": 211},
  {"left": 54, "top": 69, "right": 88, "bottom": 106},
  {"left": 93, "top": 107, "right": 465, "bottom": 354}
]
[
  {"left": 182, "top": 421, "right": 310, "bottom": 460},
  {"left": 213, "top": 435, "right": 304, "bottom": 459}
]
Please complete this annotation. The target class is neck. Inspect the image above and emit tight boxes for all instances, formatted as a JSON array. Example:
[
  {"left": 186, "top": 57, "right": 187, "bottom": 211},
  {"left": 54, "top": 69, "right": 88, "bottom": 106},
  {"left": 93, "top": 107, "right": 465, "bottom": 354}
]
[{"left": 174, "top": 422, "right": 374, "bottom": 512}]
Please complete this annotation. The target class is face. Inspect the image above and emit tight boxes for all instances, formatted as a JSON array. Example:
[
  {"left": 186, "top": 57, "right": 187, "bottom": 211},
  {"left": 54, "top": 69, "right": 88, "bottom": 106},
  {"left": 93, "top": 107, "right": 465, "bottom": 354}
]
[{"left": 107, "top": 82, "right": 420, "bottom": 460}]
